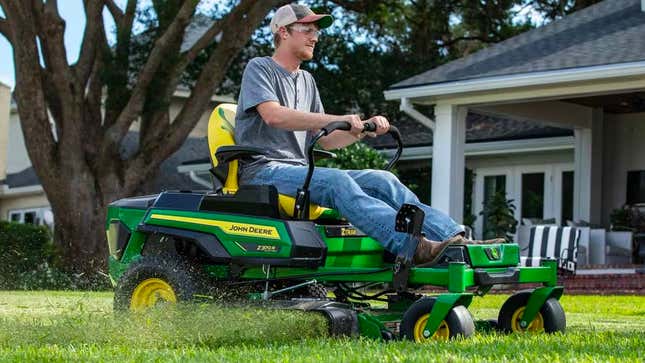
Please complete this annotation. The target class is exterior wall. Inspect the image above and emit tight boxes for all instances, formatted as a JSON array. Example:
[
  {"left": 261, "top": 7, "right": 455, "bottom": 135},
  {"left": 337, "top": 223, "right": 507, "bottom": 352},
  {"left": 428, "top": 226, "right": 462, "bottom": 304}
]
[
  {"left": 6, "top": 109, "right": 31, "bottom": 174},
  {"left": 171, "top": 100, "right": 212, "bottom": 138},
  {"left": 0, "top": 191, "right": 49, "bottom": 221},
  {"left": 602, "top": 112, "right": 645, "bottom": 226},
  {"left": 0, "top": 83, "right": 10, "bottom": 181}
]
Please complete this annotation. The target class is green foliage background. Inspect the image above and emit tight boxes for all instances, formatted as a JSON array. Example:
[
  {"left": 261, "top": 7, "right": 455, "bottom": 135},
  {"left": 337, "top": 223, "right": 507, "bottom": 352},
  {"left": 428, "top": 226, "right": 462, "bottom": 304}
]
[
  {"left": 0, "top": 222, "right": 55, "bottom": 289},
  {"left": 315, "top": 141, "right": 394, "bottom": 173},
  {"left": 0, "top": 222, "right": 110, "bottom": 290}
]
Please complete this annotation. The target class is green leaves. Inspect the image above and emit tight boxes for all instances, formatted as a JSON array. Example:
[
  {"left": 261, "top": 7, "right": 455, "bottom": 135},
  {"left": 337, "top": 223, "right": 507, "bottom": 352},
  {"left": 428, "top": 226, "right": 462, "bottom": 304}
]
[
  {"left": 315, "top": 141, "right": 394, "bottom": 174},
  {"left": 479, "top": 191, "right": 518, "bottom": 240},
  {"left": 0, "top": 222, "right": 52, "bottom": 289}
]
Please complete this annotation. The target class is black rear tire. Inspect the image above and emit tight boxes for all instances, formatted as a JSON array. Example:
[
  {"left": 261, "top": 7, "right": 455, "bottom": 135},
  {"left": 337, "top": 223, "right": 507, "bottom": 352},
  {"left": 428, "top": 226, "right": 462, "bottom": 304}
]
[
  {"left": 498, "top": 291, "right": 566, "bottom": 333},
  {"left": 400, "top": 297, "right": 475, "bottom": 341},
  {"left": 113, "top": 255, "right": 198, "bottom": 311}
]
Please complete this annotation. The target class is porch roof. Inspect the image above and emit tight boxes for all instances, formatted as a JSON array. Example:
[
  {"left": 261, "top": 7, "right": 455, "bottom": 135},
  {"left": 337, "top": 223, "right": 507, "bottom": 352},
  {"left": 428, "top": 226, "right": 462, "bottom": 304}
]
[{"left": 367, "top": 112, "right": 572, "bottom": 149}]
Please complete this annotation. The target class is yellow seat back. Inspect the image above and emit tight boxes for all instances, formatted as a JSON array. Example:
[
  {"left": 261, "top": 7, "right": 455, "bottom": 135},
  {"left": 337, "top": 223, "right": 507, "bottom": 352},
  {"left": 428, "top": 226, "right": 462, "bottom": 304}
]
[
  {"left": 207, "top": 103, "right": 239, "bottom": 193},
  {"left": 207, "top": 104, "right": 331, "bottom": 220}
]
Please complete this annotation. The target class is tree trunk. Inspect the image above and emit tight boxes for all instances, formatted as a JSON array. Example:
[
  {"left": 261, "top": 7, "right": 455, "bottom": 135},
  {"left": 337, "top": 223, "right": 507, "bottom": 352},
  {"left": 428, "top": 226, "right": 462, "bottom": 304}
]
[
  {"left": 50, "top": 193, "right": 110, "bottom": 274},
  {"left": 45, "top": 162, "right": 126, "bottom": 275}
]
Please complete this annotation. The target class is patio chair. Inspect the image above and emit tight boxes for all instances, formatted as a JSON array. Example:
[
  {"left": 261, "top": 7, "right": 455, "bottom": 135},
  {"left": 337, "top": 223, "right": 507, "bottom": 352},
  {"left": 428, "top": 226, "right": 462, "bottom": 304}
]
[{"left": 520, "top": 226, "right": 581, "bottom": 273}]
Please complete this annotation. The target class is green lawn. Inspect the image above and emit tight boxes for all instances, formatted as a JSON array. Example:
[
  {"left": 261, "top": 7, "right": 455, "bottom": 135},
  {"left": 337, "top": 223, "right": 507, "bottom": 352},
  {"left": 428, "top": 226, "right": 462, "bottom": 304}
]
[{"left": 0, "top": 291, "right": 643, "bottom": 362}]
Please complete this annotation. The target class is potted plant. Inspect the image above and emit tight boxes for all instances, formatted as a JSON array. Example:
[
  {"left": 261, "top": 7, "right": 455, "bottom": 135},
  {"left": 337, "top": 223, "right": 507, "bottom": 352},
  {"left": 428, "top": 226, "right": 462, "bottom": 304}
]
[{"left": 480, "top": 191, "right": 518, "bottom": 241}]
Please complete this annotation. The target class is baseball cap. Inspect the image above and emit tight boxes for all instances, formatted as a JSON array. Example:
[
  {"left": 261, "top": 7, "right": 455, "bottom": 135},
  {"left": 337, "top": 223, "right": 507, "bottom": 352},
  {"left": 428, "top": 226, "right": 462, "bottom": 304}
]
[{"left": 270, "top": 4, "right": 333, "bottom": 34}]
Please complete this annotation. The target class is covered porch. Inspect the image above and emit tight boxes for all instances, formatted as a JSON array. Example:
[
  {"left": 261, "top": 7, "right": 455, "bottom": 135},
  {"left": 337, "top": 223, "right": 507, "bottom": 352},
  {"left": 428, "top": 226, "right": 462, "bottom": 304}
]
[
  {"left": 384, "top": 0, "right": 645, "bottom": 268},
  {"left": 386, "top": 64, "right": 645, "bottom": 268},
  {"left": 385, "top": 63, "right": 645, "bottom": 267}
]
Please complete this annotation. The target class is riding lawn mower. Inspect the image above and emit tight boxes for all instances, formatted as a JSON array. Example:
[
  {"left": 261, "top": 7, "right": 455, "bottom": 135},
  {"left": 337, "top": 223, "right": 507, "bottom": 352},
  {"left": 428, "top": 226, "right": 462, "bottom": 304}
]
[{"left": 106, "top": 103, "right": 566, "bottom": 342}]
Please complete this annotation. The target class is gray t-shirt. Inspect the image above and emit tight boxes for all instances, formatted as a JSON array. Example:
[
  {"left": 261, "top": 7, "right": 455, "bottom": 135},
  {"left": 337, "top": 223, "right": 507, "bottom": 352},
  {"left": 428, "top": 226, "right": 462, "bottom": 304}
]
[{"left": 234, "top": 56, "right": 324, "bottom": 182}]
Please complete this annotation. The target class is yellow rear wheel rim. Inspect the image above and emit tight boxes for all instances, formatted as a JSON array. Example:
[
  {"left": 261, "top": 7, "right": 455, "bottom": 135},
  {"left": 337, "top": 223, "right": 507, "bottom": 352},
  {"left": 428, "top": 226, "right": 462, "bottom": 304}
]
[
  {"left": 511, "top": 307, "right": 544, "bottom": 332},
  {"left": 130, "top": 278, "right": 177, "bottom": 310},
  {"left": 413, "top": 313, "right": 450, "bottom": 342}
]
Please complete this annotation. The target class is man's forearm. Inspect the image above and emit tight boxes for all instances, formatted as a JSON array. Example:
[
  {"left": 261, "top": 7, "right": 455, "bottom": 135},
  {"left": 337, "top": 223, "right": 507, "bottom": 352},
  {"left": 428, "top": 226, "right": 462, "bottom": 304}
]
[
  {"left": 259, "top": 102, "right": 345, "bottom": 130},
  {"left": 257, "top": 101, "right": 361, "bottom": 150}
]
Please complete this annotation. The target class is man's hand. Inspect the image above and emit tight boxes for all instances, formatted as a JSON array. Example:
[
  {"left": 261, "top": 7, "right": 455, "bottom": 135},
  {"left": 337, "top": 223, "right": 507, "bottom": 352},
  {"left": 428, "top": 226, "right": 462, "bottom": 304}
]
[
  {"left": 366, "top": 115, "right": 390, "bottom": 137},
  {"left": 344, "top": 114, "right": 364, "bottom": 136}
]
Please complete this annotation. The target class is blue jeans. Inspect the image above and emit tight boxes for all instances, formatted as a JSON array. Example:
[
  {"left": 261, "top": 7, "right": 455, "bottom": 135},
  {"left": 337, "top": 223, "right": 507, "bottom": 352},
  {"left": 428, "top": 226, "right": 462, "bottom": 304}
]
[{"left": 246, "top": 164, "right": 464, "bottom": 260}]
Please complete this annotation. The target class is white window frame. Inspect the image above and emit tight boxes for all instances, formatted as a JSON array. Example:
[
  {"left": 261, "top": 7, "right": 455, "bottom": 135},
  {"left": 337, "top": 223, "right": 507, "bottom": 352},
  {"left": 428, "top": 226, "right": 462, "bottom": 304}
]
[
  {"left": 7, "top": 207, "right": 53, "bottom": 228},
  {"left": 513, "top": 164, "right": 553, "bottom": 224},
  {"left": 474, "top": 167, "right": 513, "bottom": 239}
]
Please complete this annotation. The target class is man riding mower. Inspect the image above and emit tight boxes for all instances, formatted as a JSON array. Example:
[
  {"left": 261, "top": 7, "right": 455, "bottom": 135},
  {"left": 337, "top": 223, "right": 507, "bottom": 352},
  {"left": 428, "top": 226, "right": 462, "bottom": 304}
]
[{"left": 106, "top": 103, "right": 566, "bottom": 342}]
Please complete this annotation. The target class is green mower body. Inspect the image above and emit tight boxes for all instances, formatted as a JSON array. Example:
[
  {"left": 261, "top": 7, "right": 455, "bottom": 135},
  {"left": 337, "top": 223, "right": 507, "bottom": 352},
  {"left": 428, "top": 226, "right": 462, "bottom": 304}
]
[{"left": 107, "top": 188, "right": 565, "bottom": 341}]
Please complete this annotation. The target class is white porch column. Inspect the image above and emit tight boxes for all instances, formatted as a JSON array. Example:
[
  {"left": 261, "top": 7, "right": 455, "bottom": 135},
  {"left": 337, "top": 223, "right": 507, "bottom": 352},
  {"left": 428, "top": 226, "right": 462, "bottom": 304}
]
[
  {"left": 574, "top": 108, "right": 603, "bottom": 224},
  {"left": 431, "top": 103, "right": 467, "bottom": 223}
]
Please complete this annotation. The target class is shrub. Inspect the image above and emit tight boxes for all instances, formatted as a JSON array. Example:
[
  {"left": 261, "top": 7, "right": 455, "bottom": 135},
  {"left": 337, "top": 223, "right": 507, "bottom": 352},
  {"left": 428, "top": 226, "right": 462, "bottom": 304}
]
[
  {"left": 0, "top": 222, "right": 112, "bottom": 290},
  {"left": 315, "top": 141, "right": 396, "bottom": 173},
  {"left": 0, "top": 221, "right": 53, "bottom": 289}
]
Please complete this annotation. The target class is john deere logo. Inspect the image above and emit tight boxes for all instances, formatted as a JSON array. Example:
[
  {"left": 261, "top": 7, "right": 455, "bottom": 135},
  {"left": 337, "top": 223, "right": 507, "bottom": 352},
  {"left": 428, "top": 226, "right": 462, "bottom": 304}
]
[{"left": 486, "top": 247, "right": 501, "bottom": 260}]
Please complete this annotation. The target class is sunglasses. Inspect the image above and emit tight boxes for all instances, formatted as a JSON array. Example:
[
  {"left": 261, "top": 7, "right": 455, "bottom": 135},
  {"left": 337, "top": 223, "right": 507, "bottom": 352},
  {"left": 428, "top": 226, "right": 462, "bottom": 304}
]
[{"left": 287, "top": 24, "right": 321, "bottom": 38}]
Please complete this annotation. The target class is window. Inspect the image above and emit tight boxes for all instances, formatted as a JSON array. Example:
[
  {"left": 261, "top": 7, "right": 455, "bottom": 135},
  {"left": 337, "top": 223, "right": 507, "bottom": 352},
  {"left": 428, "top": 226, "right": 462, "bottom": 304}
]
[
  {"left": 23, "top": 211, "right": 37, "bottom": 224},
  {"left": 626, "top": 170, "right": 645, "bottom": 204},
  {"left": 521, "top": 173, "right": 544, "bottom": 219},
  {"left": 7, "top": 208, "right": 53, "bottom": 229},
  {"left": 484, "top": 175, "right": 506, "bottom": 202},
  {"left": 561, "top": 171, "right": 574, "bottom": 224},
  {"left": 9, "top": 212, "right": 21, "bottom": 222}
]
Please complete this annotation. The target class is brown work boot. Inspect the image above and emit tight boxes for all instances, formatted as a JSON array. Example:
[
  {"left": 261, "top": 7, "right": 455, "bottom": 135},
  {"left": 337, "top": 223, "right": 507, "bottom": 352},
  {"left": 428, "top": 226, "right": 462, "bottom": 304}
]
[
  {"left": 446, "top": 234, "right": 507, "bottom": 245},
  {"left": 413, "top": 237, "right": 453, "bottom": 266}
]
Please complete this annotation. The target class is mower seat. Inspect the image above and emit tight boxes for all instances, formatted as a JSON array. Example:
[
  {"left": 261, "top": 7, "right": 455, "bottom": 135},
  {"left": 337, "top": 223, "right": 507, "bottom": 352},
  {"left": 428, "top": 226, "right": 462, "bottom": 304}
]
[{"left": 207, "top": 103, "right": 336, "bottom": 220}]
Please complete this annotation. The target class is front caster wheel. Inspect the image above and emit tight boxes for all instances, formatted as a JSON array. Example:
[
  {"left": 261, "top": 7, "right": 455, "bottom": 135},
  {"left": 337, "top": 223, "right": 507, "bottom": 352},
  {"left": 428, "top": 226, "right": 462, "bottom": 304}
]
[
  {"left": 498, "top": 291, "right": 566, "bottom": 333},
  {"left": 400, "top": 297, "right": 475, "bottom": 342}
]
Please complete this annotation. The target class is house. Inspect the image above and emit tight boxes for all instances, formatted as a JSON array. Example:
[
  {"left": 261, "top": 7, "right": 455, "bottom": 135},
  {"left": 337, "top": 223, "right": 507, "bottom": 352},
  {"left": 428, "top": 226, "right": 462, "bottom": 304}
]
[{"left": 383, "top": 0, "right": 645, "bottom": 252}]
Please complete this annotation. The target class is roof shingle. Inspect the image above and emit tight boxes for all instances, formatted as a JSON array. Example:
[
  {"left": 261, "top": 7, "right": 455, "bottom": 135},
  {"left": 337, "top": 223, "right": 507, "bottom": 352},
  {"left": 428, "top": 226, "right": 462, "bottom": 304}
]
[{"left": 390, "top": 0, "right": 645, "bottom": 89}]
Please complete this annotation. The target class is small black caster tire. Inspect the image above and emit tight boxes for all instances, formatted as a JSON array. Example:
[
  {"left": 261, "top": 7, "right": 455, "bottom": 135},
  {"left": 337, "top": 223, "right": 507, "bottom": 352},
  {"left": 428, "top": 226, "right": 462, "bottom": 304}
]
[
  {"left": 400, "top": 297, "right": 475, "bottom": 342},
  {"left": 498, "top": 291, "right": 566, "bottom": 333}
]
